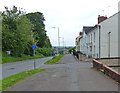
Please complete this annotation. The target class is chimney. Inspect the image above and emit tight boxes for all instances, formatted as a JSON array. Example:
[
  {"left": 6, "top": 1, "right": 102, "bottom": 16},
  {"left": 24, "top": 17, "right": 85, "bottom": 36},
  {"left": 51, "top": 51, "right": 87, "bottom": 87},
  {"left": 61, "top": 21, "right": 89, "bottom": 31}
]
[
  {"left": 79, "top": 32, "right": 82, "bottom": 36},
  {"left": 98, "top": 15, "right": 107, "bottom": 24}
]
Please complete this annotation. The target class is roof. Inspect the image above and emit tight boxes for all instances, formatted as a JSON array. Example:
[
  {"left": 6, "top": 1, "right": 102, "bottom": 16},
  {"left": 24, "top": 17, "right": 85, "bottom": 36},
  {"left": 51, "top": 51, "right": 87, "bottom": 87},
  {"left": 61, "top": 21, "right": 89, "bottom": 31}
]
[{"left": 83, "top": 26, "right": 94, "bottom": 34}]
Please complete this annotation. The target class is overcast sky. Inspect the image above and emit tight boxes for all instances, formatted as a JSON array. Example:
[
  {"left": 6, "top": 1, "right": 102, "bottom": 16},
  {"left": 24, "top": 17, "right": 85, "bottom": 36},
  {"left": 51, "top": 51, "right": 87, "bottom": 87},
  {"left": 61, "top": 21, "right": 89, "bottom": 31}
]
[{"left": 0, "top": 0, "right": 119, "bottom": 46}]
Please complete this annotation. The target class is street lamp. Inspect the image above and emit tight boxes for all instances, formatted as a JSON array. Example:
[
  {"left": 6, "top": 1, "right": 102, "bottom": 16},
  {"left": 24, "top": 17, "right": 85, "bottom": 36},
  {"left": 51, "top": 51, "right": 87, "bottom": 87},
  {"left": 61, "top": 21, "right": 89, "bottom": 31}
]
[
  {"left": 62, "top": 37, "right": 65, "bottom": 54},
  {"left": 52, "top": 27, "right": 60, "bottom": 53},
  {"left": 59, "top": 37, "right": 65, "bottom": 54}
]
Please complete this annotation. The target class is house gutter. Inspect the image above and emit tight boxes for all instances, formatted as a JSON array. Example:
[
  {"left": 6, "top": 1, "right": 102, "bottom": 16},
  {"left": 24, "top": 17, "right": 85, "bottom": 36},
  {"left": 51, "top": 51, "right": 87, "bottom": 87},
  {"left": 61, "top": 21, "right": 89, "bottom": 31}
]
[{"left": 98, "top": 25, "right": 101, "bottom": 58}]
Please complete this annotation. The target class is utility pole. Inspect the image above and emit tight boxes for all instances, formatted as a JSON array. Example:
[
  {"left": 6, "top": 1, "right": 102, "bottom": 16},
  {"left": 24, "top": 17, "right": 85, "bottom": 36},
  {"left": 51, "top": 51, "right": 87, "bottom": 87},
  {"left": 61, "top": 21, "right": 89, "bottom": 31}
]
[
  {"left": 58, "top": 27, "right": 60, "bottom": 50},
  {"left": 107, "top": 6, "right": 110, "bottom": 17},
  {"left": 62, "top": 37, "right": 65, "bottom": 54},
  {"left": 102, "top": 10, "right": 104, "bottom": 16},
  {"left": 52, "top": 27, "right": 60, "bottom": 54}
]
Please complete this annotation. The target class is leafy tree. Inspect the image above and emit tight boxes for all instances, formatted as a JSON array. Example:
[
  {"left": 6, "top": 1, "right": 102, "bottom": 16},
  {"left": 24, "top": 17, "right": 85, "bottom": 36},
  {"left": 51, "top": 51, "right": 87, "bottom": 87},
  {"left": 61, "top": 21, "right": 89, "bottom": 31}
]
[
  {"left": 26, "top": 12, "right": 52, "bottom": 48},
  {"left": 2, "top": 6, "right": 52, "bottom": 57},
  {"left": 2, "top": 6, "right": 34, "bottom": 57}
]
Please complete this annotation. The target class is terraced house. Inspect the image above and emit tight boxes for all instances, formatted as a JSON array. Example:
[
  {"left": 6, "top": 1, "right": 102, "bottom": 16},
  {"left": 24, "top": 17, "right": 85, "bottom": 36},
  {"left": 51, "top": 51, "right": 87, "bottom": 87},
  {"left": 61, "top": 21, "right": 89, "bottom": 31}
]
[{"left": 76, "top": 12, "right": 119, "bottom": 58}]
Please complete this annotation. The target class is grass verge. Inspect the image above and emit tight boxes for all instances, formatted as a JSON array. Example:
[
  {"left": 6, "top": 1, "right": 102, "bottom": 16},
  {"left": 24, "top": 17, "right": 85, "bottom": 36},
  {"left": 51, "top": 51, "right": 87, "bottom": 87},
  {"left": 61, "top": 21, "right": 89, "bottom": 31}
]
[
  {"left": 44, "top": 54, "right": 64, "bottom": 64},
  {"left": 0, "top": 69, "right": 46, "bottom": 92},
  {"left": 2, "top": 54, "right": 45, "bottom": 64}
]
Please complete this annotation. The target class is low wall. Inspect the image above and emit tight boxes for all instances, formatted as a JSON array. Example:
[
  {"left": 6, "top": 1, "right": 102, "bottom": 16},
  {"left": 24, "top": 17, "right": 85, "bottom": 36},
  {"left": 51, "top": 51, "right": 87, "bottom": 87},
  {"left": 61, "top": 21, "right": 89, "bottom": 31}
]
[
  {"left": 104, "top": 65, "right": 120, "bottom": 83},
  {"left": 93, "top": 59, "right": 103, "bottom": 70},
  {"left": 93, "top": 59, "right": 120, "bottom": 83}
]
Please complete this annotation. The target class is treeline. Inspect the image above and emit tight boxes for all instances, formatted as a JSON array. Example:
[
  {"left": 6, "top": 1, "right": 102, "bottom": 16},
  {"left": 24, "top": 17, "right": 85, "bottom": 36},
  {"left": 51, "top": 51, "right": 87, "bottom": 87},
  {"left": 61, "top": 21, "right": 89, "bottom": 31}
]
[{"left": 2, "top": 6, "right": 52, "bottom": 57}]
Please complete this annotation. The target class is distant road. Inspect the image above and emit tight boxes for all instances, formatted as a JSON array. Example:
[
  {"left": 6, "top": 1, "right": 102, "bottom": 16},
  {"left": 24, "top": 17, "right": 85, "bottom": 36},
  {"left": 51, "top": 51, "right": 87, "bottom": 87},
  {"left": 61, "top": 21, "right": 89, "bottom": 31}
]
[{"left": 2, "top": 57, "right": 53, "bottom": 79}]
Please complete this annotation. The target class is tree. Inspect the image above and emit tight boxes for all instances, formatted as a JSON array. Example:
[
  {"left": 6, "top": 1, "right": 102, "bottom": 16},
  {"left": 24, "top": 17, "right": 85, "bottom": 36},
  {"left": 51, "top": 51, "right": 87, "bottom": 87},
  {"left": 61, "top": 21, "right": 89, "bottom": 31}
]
[
  {"left": 26, "top": 12, "right": 52, "bottom": 48},
  {"left": 2, "top": 6, "right": 52, "bottom": 57},
  {"left": 2, "top": 6, "right": 34, "bottom": 57}
]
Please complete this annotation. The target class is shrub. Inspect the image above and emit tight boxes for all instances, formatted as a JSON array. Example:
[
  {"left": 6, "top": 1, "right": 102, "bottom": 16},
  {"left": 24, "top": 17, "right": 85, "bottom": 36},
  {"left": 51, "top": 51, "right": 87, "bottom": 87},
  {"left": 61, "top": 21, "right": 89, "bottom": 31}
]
[{"left": 36, "top": 47, "right": 52, "bottom": 56}]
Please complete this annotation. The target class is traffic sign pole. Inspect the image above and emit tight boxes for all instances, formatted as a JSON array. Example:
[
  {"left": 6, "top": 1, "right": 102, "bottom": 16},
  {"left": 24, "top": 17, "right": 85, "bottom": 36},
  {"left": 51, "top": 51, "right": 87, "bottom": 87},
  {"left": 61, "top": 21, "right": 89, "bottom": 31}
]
[
  {"left": 34, "top": 49, "right": 35, "bottom": 69},
  {"left": 32, "top": 45, "right": 37, "bottom": 69}
]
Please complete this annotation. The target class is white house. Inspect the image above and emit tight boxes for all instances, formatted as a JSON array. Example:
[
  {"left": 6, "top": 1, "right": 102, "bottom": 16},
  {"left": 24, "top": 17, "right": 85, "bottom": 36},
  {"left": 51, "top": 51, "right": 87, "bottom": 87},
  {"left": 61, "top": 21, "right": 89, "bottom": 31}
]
[
  {"left": 86, "top": 25, "right": 98, "bottom": 58},
  {"left": 99, "top": 13, "right": 119, "bottom": 58},
  {"left": 78, "top": 12, "right": 119, "bottom": 58},
  {"left": 75, "top": 32, "right": 82, "bottom": 52},
  {"left": 80, "top": 26, "right": 94, "bottom": 55}
]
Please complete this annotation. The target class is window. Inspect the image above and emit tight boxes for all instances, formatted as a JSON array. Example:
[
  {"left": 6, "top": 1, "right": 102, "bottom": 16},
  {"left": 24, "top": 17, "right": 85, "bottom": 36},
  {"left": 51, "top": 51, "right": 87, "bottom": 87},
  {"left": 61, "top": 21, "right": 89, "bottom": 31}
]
[{"left": 90, "top": 46, "right": 92, "bottom": 52}]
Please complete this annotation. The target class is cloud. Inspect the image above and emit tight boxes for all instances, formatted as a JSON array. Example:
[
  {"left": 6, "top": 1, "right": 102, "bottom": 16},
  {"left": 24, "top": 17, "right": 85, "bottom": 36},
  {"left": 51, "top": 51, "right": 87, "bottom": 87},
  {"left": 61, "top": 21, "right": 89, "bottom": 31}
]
[{"left": 0, "top": 0, "right": 119, "bottom": 46}]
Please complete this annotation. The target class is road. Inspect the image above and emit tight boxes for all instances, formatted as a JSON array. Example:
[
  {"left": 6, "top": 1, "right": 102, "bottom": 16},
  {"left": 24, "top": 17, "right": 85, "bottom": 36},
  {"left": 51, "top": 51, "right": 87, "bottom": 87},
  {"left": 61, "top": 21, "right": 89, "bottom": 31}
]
[
  {"left": 5, "top": 54, "right": 119, "bottom": 91},
  {"left": 2, "top": 57, "right": 53, "bottom": 79}
]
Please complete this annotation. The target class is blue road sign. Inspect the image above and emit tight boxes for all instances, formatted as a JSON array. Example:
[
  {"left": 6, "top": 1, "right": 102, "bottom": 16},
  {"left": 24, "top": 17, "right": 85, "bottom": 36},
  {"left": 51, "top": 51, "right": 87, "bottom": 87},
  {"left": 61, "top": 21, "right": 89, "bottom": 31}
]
[
  {"left": 52, "top": 51, "right": 55, "bottom": 54},
  {"left": 32, "top": 45, "right": 37, "bottom": 49}
]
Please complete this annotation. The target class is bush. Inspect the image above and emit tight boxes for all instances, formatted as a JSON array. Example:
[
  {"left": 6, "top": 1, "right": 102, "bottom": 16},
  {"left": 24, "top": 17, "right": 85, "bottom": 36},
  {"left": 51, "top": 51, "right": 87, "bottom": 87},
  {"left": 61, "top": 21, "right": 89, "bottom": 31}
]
[
  {"left": 68, "top": 47, "right": 75, "bottom": 54},
  {"left": 36, "top": 47, "right": 52, "bottom": 56},
  {"left": 59, "top": 49, "right": 64, "bottom": 54}
]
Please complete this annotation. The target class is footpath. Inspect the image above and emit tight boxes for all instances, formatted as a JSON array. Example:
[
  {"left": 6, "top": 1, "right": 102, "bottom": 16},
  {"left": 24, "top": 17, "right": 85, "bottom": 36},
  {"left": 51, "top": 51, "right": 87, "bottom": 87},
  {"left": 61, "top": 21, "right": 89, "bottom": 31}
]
[{"left": 3, "top": 54, "right": 119, "bottom": 92}]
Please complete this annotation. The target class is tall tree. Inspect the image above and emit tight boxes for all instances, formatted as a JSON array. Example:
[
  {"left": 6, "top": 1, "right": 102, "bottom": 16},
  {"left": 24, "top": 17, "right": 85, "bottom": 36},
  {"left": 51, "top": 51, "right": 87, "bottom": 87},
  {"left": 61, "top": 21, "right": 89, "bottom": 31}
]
[
  {"left": 2, "top": 6, "right": 34, "bottom": 57},
  {"left": 26, "top": 12, "right": 52, "bottom": 48}
]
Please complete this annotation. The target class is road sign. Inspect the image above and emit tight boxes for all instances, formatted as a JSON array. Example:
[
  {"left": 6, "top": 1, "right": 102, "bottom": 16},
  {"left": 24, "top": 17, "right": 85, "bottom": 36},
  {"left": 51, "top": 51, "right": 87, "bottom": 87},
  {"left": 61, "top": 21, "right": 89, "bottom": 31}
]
[
  {"left": 32, "top": 45, "right": 37, "bottom": 49},
  {"left": 52, "top": 51, "right": 55, "bottom": 54}
]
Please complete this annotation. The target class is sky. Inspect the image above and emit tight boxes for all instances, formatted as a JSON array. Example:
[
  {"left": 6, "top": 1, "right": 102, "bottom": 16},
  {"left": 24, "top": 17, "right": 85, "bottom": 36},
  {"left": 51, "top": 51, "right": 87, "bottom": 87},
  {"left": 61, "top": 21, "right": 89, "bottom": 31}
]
[{"left": 0, "top": 0, "right": 119, "bottom": 46}]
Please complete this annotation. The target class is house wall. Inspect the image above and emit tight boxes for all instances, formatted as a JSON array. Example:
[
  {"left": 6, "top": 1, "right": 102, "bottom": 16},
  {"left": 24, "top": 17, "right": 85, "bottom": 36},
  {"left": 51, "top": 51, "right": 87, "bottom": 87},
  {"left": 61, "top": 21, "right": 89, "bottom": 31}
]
[
  {"left": 80, "top": 28, "right": 99, "bottom": 58},
  {"left": 86, "top": 27, "right": 99, "bottom": 58},
  {"left": 75, "top": 35, "right": 81, "bottom": 52},
  {"left": 99, "top": 13, "right": 118, "bottom": 58},
  {"left": 80, "top": 34, "right": 82, "bottom": 53},
  {"left": 80, "top": 31, "right": 87, "bottom": 54},
  {"left": 79, "top": 12, "right": 119, "bottom": 58},
  {"left": 75, "top": 37, "right": 80, "bottom": 51}
]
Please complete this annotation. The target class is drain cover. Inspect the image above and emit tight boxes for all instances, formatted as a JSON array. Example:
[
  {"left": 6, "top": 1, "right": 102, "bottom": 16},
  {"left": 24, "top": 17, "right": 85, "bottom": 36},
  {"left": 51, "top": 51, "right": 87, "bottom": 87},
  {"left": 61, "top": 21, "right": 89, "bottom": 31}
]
[{"left": 9, "top": 68, "right": 15, "bottom": 70}]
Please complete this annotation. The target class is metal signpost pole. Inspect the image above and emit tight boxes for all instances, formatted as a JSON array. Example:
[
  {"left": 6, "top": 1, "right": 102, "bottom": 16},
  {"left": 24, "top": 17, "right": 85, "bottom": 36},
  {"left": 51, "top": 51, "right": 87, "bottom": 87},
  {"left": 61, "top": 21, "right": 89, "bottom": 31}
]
[
  {"left": 32, "top": 45, "right": 36, "bottom": 69},
  {"left": 34, "top": 49, "right": 35, "bottom": 69}
]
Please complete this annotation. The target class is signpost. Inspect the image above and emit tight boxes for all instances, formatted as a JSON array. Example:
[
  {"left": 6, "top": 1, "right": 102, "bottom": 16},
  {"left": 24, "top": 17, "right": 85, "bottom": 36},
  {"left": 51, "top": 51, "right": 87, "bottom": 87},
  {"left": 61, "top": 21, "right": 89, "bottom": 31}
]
[
  {"left": 52, "top": 51, "right": 55, "bottom": 54},
  {"left": 32, "top": 45, "right": 37, "bottom": 69}
]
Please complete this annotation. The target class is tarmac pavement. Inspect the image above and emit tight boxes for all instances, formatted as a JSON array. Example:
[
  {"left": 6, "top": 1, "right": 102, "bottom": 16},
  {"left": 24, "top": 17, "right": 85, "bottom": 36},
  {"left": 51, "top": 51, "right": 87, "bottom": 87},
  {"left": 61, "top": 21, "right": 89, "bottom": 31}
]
[
  {"left": 2, "top": 57, "right": 53, "bottom": 79},
  {"left": 4, "top": 54, "right": 119, "bottom": 91}
]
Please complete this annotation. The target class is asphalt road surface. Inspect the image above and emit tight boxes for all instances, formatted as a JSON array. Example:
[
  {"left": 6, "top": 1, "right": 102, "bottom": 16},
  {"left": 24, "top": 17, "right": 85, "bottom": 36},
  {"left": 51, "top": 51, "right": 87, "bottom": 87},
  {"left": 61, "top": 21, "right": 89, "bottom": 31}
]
[
  {"left": 2, "top": 57, "right": 53, "bottom": 79},
  {"left": 5, "top": 54, "right": 119, "bottom": 91}
]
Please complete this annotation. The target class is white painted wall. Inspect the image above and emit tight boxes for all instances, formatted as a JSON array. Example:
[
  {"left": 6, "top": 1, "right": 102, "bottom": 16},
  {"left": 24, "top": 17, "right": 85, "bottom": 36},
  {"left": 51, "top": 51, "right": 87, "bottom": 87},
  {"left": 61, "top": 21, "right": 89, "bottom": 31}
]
[
  {"left": 79, "top": 12, "right": 119, "bottom": 58},
  {"left": 99, "top": 13, "right": 118, "bottom": 58},
  {"left": 80, "top": 30, "right": 87, "bottom": 54},
  {"left": 86, "top": 27, "right": 99, "bottom": 58}
]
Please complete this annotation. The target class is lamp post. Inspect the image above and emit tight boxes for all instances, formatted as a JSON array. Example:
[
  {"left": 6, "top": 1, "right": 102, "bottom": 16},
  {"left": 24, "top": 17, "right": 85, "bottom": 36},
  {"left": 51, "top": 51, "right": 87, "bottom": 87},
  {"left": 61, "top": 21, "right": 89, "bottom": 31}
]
[
  {"left": 59, "top": 37, "right": 65, "bottom": 54},
  {"left": 52, "top": 27, "right": 60, "bottom": 53},
  {"left": 62, "top": 37, "right": 65, "bottom": 54}
]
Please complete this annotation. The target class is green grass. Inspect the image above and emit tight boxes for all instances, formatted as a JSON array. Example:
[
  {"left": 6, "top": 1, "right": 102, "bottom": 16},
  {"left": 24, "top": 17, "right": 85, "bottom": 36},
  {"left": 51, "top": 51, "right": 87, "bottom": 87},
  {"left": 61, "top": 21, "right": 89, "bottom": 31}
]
[
  {"left": 2, "top": 53, "right": 45, "bottom": 64},
  {"left": 0, "top": 69, "right": 46, "bottom": 92},
  {"left": 44, "top": 54, "right": 64, "bottom": 64}
]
